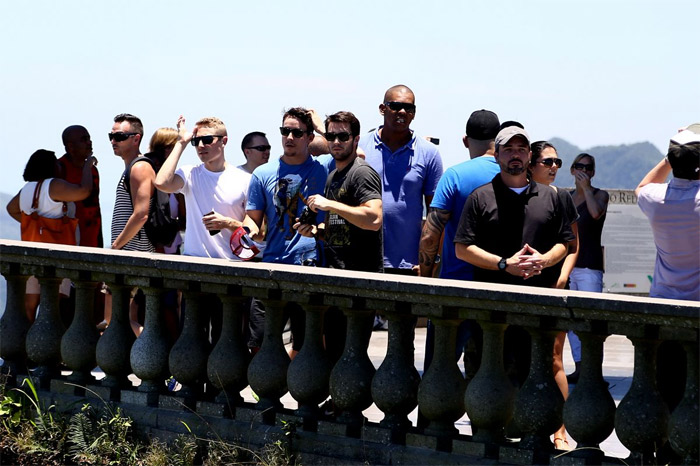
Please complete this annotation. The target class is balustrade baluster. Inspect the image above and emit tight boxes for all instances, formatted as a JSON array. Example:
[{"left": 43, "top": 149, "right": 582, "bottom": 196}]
[
  {"left": 668, "top": 342, "right": 699, "bottom": 464},
  {"left": 329, "top": 306, "right": 375, "bottom": 428},
  {"left": 247, "top": 299, "right": 289, "bottom": 412},
  {"left": 25, "top": 274, "right": 65, "bottom": 387},
  {"left": 169, "top": 289, "right": 209, "bottom": 400},
  {"left": 465, "top": 321, "right": 514, "bottom": 445},
  {"left": 564, "top": 331, "right": 615, "bottom": 461},
  {"left": 130, "top": 286, "right": 169, "bottom": 399},
  {"left": 208, "top": 294, "right": 250, "bottom": 405},
  {"left": 0, "top": 269, "right": 31, "bottom": 376},
  {"left": 417, "top": 317, "right": 465, "bottom": 436},
  {"left": 512, "top": 328, "right": 562, "bottom": 453},
  {"left": 96, "top": 282, "right": 135, "bottom": 391},
  {"left": 288, "top": 300, "right": 331, "bottom": 419},
  {"left": 61, "top": 278, "right": 98, "bottom": 384},
  {"left": 372, "top": 310, "right": 419, "bottom": 432},
  {"left": 615, "top": 337, "right": 669, "bottom": 463}
]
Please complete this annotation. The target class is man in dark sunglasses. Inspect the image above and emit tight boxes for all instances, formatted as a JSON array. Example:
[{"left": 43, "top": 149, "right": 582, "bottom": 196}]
[
  {"left": 109, "top": 113, "right": 155, "bottom": 252},
  {"left": 239, "top": 131, "right": 271, "bottom": 175},
  {"left": 358, "top": 84, "right": 444, "bottom": 276},
  {"left": 244, "top": 107, "right": 328, "bottom": 359}
]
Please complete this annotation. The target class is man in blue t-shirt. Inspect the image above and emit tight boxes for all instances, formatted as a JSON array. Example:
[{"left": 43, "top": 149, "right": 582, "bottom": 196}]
[
  {"left": 245, "top": 107, "right": 327, "bottom": 358},
  {"left": 359, "top": 84, "right": 443, "bottom": 275}
]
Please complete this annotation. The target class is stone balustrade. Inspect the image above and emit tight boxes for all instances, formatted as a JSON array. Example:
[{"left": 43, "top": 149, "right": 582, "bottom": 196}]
[{"left": 0, "top": 239, "right": 698, "bottom": 465}]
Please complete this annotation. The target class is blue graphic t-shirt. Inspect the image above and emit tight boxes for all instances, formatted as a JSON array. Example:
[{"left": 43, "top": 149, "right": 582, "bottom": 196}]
[{"left": 247, "top": 156, "right": 327, "bottom": 264}]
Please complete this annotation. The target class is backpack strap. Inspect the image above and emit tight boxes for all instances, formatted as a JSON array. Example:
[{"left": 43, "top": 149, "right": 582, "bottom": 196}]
[{"left": 123, "top": 156, "right": 156, "bottom": 196}]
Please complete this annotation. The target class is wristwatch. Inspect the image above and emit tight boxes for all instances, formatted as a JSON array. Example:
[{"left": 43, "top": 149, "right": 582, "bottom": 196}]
[{"left": 498, "top": 257, "right": 508, "bottom": 272}]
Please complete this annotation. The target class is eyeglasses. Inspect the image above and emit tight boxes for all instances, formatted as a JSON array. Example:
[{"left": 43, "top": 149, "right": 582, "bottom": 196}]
[
  {"left": 190, "top": 135, "right": 222, "bottom": 146},
  {"left": 537, "top": 158, "right": 563, "bottom": 168},
  {"left": 324, "top": 131, "right": 352, "bottom": 142},
  {"left": 572, "top": 162, "right": 594, "bottom": 171},
  {"left": 384, "top": 101, "right": 416, "bottom": 113},
  {"left": 108, "top": 132, "right": 138, "bottom": 142},
  {"left": 246, "top": 145, "right": 271, "bottom": 152},
  {"left": 279, "top": 127, "right": 309, "bottom": 138}
]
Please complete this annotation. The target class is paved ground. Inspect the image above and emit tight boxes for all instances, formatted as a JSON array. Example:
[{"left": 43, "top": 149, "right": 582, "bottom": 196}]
[{"left": 240, "top": 327, "right": 635, "bottom": 460}]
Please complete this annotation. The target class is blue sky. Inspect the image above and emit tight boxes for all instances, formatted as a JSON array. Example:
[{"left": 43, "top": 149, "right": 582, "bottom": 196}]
[{"left": 1, "top": 0, "right": 698, "bottom": 242}]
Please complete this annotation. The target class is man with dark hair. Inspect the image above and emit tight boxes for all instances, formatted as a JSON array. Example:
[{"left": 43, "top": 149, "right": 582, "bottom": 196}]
[
  {"left": 57, "top": 125, "right": 102, "bottom": 247},
  {"left": 359, "top": 84, "right": 443, "bottom": 275},
  {"left": 455, "top": 125, "right": 574, "bottom": 386},
  {"left": 240, "top": 131, "right": 271, "bottom": 174},
  {"left": 245, "top": 107, "right": 327, "bottom": 358},
  {"left": 110, "top": 113, "right": 155, "bottom": 252},
  {"left": 296, "top": 110, "right": 382, "bottom": 364}
]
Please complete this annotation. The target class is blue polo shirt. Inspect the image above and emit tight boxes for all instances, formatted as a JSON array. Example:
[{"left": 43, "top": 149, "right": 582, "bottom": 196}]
[
  {"left": 359, "top": 127, "right": 443, "bottom": 269},
  {"left": 430, "top": 156, "right": 500, "bottom": 280}
]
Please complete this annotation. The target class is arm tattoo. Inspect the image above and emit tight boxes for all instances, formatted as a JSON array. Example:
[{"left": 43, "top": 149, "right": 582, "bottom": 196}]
[{"left": 418, "top": 208, "right": 451, "bottom": 268}]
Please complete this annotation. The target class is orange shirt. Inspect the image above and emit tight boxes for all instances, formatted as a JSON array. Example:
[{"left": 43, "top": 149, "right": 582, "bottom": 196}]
[{"left": 57, "top": 154, "right": 103, "bottom": 247}]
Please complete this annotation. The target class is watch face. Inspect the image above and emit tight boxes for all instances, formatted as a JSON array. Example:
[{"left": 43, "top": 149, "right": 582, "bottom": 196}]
[{"left": 498, "top": 258, "right": 507, "bottom": 271}]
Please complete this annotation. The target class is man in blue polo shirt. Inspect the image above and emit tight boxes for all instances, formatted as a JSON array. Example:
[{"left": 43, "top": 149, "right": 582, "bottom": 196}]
[{"left": 359, "top": 84, "right": 443, "bottom": 276}]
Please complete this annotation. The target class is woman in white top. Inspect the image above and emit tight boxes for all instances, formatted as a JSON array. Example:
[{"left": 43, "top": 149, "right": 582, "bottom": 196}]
[{"left": 6, "top": 149, "right": 96, "bottom": 323}]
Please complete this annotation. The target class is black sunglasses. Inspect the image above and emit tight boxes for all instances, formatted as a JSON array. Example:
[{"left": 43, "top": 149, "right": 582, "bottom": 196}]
[
  {"left": 108, "top": 132, "right": 138, "bottom": 142},
  {"left": 279, "top": 127, "right": 309, "bottom": 138},
  {"left": 324, "top": 131, "right": 353, "bottom": 142},
  {"left": 247, "top": 145, "right": 271, "bottom": 152},
  {"left": 191, "top": 135, "right": 222, "bottom": 146},
  {"left": 573, "top": 162, "right": 594, "bottom": 171},
  {"left": 538, "top": 158, "right": 563, "bottom": 168},
  {"left": 384, "top": 101, "right": 416, "bottom": 113}
]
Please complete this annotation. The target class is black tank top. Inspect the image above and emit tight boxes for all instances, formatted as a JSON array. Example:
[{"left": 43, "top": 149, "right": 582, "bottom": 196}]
[{"left": 573, "top": 189, "right": 605, "bottom": 271}]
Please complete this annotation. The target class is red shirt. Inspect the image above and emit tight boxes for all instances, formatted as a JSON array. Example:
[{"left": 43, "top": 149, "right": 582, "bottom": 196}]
[{"left": 57, "top": 154, "right": 103, "bottom": 247}]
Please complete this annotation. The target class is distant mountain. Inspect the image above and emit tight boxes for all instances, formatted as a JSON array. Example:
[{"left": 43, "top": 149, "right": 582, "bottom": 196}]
[{"left": 549, "top": 138, "right": 663, "bottom": 189}]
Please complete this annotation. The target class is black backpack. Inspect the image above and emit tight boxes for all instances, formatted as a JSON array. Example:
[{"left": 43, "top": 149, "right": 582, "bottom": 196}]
[{"left": 124, "top": 156, "right": 180, "bottom": 248}]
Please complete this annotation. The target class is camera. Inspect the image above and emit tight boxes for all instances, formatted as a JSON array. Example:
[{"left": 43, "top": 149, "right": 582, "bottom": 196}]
[{"left": 298, "top": 206, "right": 317, "bottom": 225}]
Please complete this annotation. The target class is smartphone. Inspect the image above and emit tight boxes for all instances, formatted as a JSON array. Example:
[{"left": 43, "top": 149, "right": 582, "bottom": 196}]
[
  {"left": 204, "top": 210, "right": 220, "bottom": 235},
  {"left": 429, "top": 137, "right": 440, "bottom": 145}
]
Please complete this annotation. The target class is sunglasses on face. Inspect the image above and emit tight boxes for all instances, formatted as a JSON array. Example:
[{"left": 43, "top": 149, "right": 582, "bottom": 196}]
[
  {"left": 190, "top": 135, "right": 222, "bottom": 146},
  {"left": 279, "top": 127, "right": 309, "bottom": 138},
  {"left": 538, "top": 158, "right": 563, "bottom": 168},
  {"left": 247, "top": 145, "right": 271, "bottom": 152},
  {"left": 573, "top": 162, "right": 594, "bottom": 171},
  {"left": 384, "top": 101, "right": 416, "bottom": 113},
  {"left": 324, "top": 131, "right": 352, "bottom": 142},
  {"left": 108, "top": 132, "right": 138, "bottom": 142}
]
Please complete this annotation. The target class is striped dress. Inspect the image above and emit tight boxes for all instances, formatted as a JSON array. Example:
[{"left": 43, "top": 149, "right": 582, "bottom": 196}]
[{"left": 110, "top": 172, "right": 154, "bottom": 252}]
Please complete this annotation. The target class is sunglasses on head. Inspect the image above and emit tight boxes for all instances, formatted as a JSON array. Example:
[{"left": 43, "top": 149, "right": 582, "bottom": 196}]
[
  {"left": 384, "top": 101, "right": 416, "bottom": 113},
  {"left": 538, "top": 158, "right": 563, "bottom": 168},
  {"left": 247, "top": 145, "right": 271, "bottom": 152},
  {"left": 324, "top": 131, "right": 353, "bottom": 142},
  {"left": 108, "top": 132, "right": 138, "bottom": 142},
  {"left": 573, "top": 162, "right": 594, "bottom": 171},
  {"left": 279, "top": 127, "right": 309, "bottom": 138},
  {"left": 190, "top": 135, "right": 222, "bottom": 146}
]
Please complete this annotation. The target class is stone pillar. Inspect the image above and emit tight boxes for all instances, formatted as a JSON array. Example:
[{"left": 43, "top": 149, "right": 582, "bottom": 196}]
[
  {"left": 417, "top": 317, "right": 465, "bottom": 436},
  {"left": 512, "top": 328, "right": 562, "bottom": 452},
  {"left": 288, "top": 302, "right": 331, "bottom": 419},
  {"left": 247, "top": 299, "right": 290, "bottom": 411},
  {"left": 465, "top": 321, "right": 514, "bottom": 445},
  {"left": 668, "top": 342, "right": 699, "bottom": 464},
  {"left": 329, "top": 307, "right": 375, "bottom": 427},
  {"left": 563, "top": 332, "right": 615, "bottom": 461},
  {"left": 0, "top": 270, "right": 31, "bottom": 376},
  {"left": 208, "top": 295, "right": 250, "bottom": 405},
  {"left": 169, "top": 290, "right": 209, "bottom": 400},
  {"left": 60, "top": 279, "right": 99, "bottom": 384},
  {"left": 615, "top": 337, "right": 669, "bottom": 462},
  {"left": 25, "top": 275, "right": 65, "bottom": 387},
  {"left": 96, "top": 282, "right": 135, "bottom": 390},
  {"left": 372, "top": 311, "right": 420, "bottom": 431},
  {"left": 130, "top": 287, "right": 169, "bottom": 396}
]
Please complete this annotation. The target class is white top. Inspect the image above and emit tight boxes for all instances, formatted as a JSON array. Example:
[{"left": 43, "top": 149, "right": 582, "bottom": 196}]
[
  {"left": 19, "top": 179, "right": 73, "bottom": 218},
  {"left": 176, "top": 163, "right": 251, "bottom": 259}
]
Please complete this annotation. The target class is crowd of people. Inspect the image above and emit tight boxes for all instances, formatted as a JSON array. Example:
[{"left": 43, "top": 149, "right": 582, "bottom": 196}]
[{"left": 6, "top": 84, "right": 699, "bottom": 451}]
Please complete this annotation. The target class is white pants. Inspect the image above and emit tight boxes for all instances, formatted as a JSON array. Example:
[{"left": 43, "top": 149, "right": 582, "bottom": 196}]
[{"left": 568, "top": 267, "right": 604, "bottom": 362}]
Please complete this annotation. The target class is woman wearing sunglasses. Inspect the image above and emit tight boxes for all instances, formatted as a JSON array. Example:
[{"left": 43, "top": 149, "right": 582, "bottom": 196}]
[
  {"left": 529, "top": 141, "right": 578, "bottom": 451},
  {"left": 566, "top": 153, "right": 609, "bottom": 384}
]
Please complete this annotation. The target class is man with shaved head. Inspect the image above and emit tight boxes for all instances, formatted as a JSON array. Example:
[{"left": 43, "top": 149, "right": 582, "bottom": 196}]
[
  {"left": 57, "top": 125, "right": 102, "bottom": 247},
  {"left": 359, "top": 84, "right": 444, "bottom": 277}
]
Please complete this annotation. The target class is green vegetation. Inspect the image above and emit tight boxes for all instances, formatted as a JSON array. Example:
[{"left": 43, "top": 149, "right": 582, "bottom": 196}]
[{"left": 0, "top": 373, "right": 301, "bottom": 465}]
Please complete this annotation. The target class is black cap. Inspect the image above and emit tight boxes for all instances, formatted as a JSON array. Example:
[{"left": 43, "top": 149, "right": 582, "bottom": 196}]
[{"left": 466, "top": 110, "right": 500, "bottom": 140}]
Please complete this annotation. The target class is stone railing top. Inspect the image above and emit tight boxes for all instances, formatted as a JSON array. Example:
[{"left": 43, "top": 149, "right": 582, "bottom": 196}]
[{"left": 1, "top": 239, "right": 698, "bottom": 334}]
